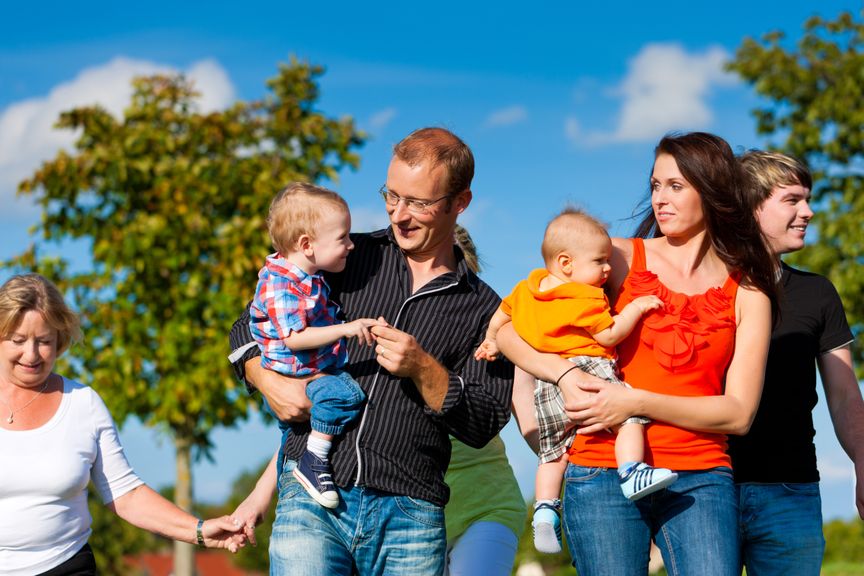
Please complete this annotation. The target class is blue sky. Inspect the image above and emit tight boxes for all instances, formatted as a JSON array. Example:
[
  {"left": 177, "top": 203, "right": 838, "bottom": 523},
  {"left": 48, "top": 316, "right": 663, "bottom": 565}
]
[{"left": 2, "top": 1, "right": 862, "bottom": 520}]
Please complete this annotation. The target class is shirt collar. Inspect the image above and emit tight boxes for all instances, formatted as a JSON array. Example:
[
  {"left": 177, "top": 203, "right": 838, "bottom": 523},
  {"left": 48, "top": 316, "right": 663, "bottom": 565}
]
[
  {"left": 376, "top": 227, "right": 479, "bottom": 293},
  {"left": 266, "top": 253, "right": 323, "bottom": 294}
]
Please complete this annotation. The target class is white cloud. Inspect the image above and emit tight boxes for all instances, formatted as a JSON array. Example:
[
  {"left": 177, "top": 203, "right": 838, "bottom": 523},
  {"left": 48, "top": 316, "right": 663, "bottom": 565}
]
[
  {"left": 484, "top": 105, "right": 527, "bottom": 128},
  {"left": 566, "top": 43, "right": 736, "bottom": 146},
  {"left": 367, "top": 107, "right": 397, "bottom": 131},
  {"left": 185, "top": 59, "right": 235, "bottom": 113},
  {"left": 818, "top": 457, "right": 855, "bottom": 481},
  {"left": 564, "top": 116, "right": 581, "bottom": 141},
  {"left": 0, "top": 56, "right": 236, "bottom": 217}
]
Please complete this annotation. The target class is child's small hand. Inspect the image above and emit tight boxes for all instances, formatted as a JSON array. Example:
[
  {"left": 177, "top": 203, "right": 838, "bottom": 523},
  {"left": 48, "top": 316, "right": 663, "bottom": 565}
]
[
  {"left": 344, "top": 318, "right": 388, "bottom": 346},
  {"left": 631, "top": 295, "right": 664, "bottom": 315},
  {"left": 474, "top": 339, "right": 500, "bottom": 361}
]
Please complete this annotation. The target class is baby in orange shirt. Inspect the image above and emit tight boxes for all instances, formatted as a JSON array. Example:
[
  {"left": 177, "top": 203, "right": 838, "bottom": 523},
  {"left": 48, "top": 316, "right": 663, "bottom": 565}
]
[{"left": 476, "top": 207, "right": 676, "bottom": 553}]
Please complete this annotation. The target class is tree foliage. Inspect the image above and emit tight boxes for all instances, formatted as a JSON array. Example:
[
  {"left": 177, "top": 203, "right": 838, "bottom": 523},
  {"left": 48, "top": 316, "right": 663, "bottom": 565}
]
[
  {"left": 824, "top": 518, "right": 864, "bottom": 564},
  {"left": 4, "top": 58, "right": 363, "bottom": 573},
  {"left": 728, "top": 11, "right": 864, "bottom": 374}
]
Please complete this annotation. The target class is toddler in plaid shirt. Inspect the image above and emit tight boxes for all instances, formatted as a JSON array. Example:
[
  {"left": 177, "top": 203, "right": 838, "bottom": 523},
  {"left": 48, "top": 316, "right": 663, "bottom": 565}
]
[
  {"left": 475, "top": 207, "right": 676, "bottom": 553},
  {"left": 249, "top": 182, "right": 384, "bottom": 509}
]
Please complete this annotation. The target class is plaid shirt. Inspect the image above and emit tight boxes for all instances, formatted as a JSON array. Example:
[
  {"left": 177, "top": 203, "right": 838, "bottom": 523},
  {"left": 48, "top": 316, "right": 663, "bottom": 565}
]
[{"left": 249, "top": 254, "right": 346, "bottom": 376}]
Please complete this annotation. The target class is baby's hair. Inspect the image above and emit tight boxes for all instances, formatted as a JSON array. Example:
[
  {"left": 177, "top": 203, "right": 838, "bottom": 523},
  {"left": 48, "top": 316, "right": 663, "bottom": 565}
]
[
  {"left": 267, "top": 182, "right": 349, "bottom": 254},
  {"left": 541, "top": 206, "right": 609, "bottom": 266}
]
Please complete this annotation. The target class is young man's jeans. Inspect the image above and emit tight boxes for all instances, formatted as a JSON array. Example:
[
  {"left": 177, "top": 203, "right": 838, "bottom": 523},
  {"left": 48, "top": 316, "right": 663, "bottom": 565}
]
[
  {"left": 269, "top": 459, "right": 446, "bottom": 575},
  {"left": 738, "top": 482, "right": 824, "bottom": 576},
  {"left": 563, "top": 464, "right": 738, "bottom": 576}
]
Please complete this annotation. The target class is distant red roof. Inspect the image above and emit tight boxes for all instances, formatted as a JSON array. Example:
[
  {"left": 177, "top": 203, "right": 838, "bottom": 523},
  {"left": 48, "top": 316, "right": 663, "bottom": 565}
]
[{"left": 125, "top": 551, "right": 262, "bottom": 576}]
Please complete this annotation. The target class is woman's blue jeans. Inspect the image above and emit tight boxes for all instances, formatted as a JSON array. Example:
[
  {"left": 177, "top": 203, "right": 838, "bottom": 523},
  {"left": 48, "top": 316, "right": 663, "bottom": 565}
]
[{"left": 563, "top": 464, "right": 739, "bottom": 576}]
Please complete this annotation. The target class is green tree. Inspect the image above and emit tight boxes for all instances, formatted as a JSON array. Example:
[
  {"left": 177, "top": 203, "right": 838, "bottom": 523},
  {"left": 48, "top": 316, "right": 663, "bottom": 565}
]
[
  {"left": 727, "top": 11, "right": 864, "bottom": 375},
  {"left": 4, "top": 58, "right": 363, "bottom": 575},
  {"left": 824, "top": 518, "right": 864, "bottom": 564}
]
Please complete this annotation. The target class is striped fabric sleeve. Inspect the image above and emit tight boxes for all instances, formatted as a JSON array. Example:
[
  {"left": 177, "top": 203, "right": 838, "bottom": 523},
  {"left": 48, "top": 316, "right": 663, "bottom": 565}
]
[{"left": 228, "top": 303, "right": 261, "bottom": 391}]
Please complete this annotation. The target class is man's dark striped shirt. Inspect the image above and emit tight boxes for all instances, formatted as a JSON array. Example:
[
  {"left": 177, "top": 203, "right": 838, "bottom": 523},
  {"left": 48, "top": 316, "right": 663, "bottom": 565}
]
[{"left": 229, "top": 228, "right": 513, "bottom": 505}]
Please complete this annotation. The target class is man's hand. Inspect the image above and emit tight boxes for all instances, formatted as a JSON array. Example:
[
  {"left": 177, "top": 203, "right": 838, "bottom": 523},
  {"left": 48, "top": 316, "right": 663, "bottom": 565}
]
[
  {"left": 245, "top": 359, "right": 312, "bottom": 421},
  {"left": 342, "top": 317, "right": 388, "bottom": 347},
  {"left": 230, "top": 454, "right": 277, "bottom": 546},
  {"left": 370, "top": 319, "right": 449, "bottom": 411},
  {"left": 370, "top": 321, "right": 430, "bottom": 379}
]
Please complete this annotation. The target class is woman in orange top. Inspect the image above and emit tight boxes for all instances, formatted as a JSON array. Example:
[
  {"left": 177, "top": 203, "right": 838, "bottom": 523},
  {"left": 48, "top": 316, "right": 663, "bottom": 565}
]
[{"left": 498, "top": 132, "right": 777, "bottom": 575}]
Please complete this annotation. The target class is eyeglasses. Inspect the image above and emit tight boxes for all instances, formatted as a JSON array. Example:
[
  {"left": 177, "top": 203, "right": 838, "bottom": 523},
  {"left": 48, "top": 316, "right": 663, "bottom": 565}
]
[{"left": 379, "top": 186, "right": 451, "bottom": 215}]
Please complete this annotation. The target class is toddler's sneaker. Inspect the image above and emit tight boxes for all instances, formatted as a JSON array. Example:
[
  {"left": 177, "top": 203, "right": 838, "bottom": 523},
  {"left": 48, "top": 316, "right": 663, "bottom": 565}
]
[
  {"left": 293, "top": 449, "right": 339, "bottom": 509},
  {"left": 619, "top": 462, "right": 677, "bottom": 501},
  {"left": 532, "top": 499, "right": 562, "bottom": 554}
]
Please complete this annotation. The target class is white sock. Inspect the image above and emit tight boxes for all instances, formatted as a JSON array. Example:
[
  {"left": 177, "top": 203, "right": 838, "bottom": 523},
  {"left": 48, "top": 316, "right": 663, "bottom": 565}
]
[{"left": 307, "top": 436, "right": 332, "bottom": 461}]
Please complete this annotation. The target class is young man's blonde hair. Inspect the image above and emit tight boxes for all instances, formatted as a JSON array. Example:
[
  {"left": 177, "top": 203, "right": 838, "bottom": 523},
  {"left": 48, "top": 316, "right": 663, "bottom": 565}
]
[
  {"left": 267, "top": 182, "right": 349, "bottom": 254},
  {"left": 739, "top": 150, "right": 812, "bottom": 208},
  {"left": 0, "top": 273, "right": 82, "bottom": 355},
  {"left": 541, "top": 207, "right": 610, "bottom": 267}
]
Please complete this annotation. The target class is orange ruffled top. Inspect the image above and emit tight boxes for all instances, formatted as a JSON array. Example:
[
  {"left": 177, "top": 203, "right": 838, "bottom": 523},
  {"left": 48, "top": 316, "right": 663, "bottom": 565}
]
[{"left": 568, "top": 238, "right": 740, "bottom": 471}]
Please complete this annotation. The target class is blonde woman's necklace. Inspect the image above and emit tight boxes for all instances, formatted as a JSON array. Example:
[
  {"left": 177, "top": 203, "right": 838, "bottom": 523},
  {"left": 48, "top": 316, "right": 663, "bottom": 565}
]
[{"left": 0, "top": 379, "right": 50, "bottom": 424}]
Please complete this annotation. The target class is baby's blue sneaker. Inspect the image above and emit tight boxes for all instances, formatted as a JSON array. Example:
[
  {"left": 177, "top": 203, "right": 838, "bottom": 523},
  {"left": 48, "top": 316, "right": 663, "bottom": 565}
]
[
  {"left": 619, "top": 462, "right": 677, "bottom": 501},
  {"left": 293, "top": 450, "right": 339, "bottom": 509},
  {"left": 532, "top": 499, "right": 562, "bottom": 554}
]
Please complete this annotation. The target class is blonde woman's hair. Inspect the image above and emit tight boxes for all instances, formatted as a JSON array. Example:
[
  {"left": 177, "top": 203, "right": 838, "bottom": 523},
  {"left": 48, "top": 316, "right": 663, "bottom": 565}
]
[
  {"left": 0, "top": 274, "right": 81, "bottom": 354},
  {"left": 453, "top": 224, "right": 481, "bottom": 274},
  {"left": 267, "top": 182, "right": 349, "bottom": 254},
  {"left": 541, "top": 207, "right": 609, "bottom": 266}
]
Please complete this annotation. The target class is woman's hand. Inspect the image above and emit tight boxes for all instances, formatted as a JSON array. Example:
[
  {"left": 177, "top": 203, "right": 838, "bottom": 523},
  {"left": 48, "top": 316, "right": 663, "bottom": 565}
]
[
  {"left": 201, "top": 516, "right": 247, "bottom": 552},
  {"left": 565, "top": 379, "right": 640, "bottom": 434}
]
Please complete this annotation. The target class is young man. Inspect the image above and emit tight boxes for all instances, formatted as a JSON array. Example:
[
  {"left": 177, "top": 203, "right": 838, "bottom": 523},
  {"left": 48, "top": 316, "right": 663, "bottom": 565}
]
[
  {"left": 227, "top": 127, "right": 513, "bottom": 575},
  {"left": 730, "top": 150, "right": 864, "bottom": 576}
]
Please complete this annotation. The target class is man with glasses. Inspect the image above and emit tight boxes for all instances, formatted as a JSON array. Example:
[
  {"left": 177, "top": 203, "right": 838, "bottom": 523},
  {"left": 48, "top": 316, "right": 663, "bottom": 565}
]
[{"left": 228, "top": 127, "right": 513, "bottom": 575}]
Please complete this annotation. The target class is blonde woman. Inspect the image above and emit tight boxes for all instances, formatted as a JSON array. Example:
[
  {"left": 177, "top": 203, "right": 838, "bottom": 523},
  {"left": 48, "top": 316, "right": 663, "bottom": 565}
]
[{"left": 0, "top": 274, "right": 243, "bottom": 576}]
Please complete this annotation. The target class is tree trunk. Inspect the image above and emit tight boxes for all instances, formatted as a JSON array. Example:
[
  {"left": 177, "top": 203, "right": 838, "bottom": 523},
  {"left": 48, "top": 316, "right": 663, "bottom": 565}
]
[{"left": 174, "top": 434, "right": 195, "bottom": 576}]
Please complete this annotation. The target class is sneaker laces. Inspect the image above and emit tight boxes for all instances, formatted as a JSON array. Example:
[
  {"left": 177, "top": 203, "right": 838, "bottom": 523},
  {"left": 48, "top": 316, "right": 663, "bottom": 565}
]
[{"left": 622, "top": 465, "right": 657, "bottom": 493}]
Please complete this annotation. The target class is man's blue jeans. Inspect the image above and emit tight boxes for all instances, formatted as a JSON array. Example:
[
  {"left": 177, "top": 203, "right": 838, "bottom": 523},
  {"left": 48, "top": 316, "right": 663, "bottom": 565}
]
[
  {"left": 738, "top": 482, "right": 824, "bottom": 576},
  {"left": 269, "top": 459, "right": 446, "bottom": 575},
  {"left": 563, "top": 464, "right": 739, "bottom": 576}
]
